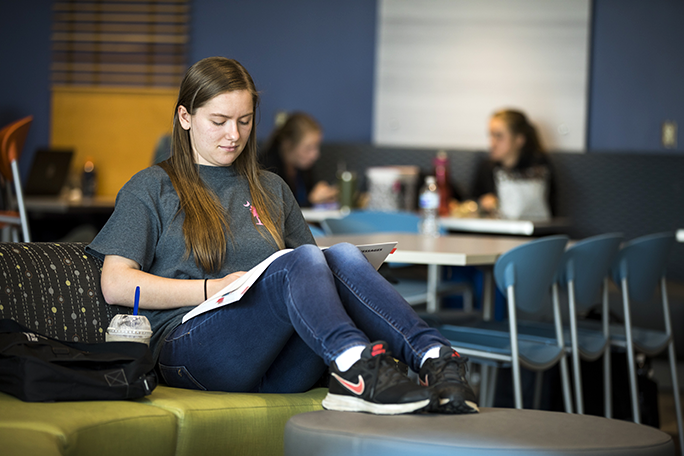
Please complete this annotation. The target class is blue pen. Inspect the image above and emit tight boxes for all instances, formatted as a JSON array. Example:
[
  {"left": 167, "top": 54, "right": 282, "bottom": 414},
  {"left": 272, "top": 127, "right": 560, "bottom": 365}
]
[{"left": 133, "top": 286, "right": 140, "bottom": 315}]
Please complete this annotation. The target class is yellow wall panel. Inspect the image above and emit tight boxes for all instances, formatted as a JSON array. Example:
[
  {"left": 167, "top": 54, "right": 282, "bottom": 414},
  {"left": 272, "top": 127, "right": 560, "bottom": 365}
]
[{"left": 51, "top": 86, "right": 177, "bottom": 196}]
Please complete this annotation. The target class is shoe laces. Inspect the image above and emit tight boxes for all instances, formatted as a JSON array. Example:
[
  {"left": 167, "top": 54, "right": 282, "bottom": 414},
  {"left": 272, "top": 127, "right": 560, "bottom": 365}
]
[
  {"left": 367, "top": 353, "right": 408, "bottom": 397},
  {"left": 431, "top": 354, "right": 469, "bottom": 384}
]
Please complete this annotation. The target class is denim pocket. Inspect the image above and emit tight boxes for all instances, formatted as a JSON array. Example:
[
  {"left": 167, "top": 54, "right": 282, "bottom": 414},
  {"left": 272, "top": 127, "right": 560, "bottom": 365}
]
[{"left": 158, "top": 363, "right": 207, "bottom": 390}]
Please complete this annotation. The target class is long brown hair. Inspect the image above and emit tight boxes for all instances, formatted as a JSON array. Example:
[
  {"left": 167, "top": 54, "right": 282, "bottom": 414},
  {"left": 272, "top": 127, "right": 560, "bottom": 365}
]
[
  {"left": 492, "top": 109, "right": 545, "bottom": 162},
  {"left": 160, "top": 57, "right": 284, "bottom": 273}
]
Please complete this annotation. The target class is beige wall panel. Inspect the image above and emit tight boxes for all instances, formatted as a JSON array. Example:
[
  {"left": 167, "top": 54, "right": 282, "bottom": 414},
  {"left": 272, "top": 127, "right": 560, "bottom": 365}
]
[
  {"left": 374, "top": 0, "right": 591, "bottom": 152},
  {"left": 51, "top": 86, "right": 177, "bottom": 196}
]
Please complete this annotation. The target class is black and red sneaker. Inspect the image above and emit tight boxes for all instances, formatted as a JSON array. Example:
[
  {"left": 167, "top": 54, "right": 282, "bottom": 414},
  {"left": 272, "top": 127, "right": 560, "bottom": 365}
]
[
  {"left": 419, "top": 346, "right": 479, "bottom": 414},
  {"left": 322, "top": 341, "right": 435, "bottom": 415}
]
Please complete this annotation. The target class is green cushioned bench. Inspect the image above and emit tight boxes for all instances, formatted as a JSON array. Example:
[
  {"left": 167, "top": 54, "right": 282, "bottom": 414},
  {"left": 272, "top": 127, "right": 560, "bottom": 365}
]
[
  {"left": 140, "top": 386, "right": 326, "bottom": 456},
  {"left": 0, "top": 391, "right": 177, "bottom": 456},
  {"left": 0, "top": 242, "right": 326, "bottom": 456}
]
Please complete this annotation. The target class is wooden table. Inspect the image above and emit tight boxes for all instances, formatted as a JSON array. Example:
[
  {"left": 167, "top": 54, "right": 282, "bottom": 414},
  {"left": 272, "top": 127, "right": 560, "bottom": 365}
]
[{"left": 317, "top": 232, "right": 531, "bottom": 314}]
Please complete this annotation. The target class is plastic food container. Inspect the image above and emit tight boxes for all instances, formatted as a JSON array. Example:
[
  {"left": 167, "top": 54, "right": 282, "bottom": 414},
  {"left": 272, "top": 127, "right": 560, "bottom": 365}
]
[{"left": 106, "top": 314, "right": 153, "bottom": 345}]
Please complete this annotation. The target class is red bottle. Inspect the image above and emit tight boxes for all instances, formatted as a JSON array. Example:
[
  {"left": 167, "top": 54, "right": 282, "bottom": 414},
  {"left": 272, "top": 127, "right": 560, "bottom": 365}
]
[{"left": 433, "top": 150, "right": 451, "bottom": 217}]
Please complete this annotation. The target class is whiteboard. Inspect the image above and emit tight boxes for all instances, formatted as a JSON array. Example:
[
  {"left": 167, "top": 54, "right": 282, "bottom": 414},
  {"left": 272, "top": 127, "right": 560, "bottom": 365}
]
[{"left": 373, "top": 0, "right": 591, "bottom": 152}]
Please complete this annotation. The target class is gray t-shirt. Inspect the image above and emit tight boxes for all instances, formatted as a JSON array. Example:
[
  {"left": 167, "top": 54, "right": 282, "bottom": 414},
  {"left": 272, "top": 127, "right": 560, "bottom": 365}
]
[{"left": 87, "top": 164, "right": 315, "bottom": 361}]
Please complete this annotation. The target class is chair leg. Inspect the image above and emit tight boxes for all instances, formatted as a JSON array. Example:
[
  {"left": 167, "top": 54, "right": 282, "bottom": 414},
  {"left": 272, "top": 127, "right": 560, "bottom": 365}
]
[
  {"left": 507, "top": 285, "right": 523, "bottom": 409},
  {"left": 482, "top": 268, "right": 494, "bottom": 321},
  {"left": 426, "top": 264, "right": 439, "bottom": 313},
  {"left": 603, "top": 278, "right": 612, "bottom": 419},
  {"left": 479, "top": 364, "right": 490, "bottom": 406},
  {"left": 553, "top": 283, "right": 574, "bottom": 413},
  {"left": 567, "top": 282, "right": 583, "bottom": 413},
  {"left": 11, "top": 159, "right": 30, "bottom": 242},
  {"left": 462, "top": 286, "right": 473, "bottom": 313},
  {"left": 558, "top": 354, "right": 574, "bottom": 414},
  {"left": 661, "top": 278, "right": 684, "bottom": 456},
  {"left": 668, "top": 340, "right": 684, "bottom": 456},
  {"left": 533, "top": 371, "right": 544, "bottom": 409},
  {"left": 487, "top": 365, "right": 498, "bottom": 407},
  {"left": 621, "top": 278, "right": 641, "bottom": 424},
  {"left": 603, "top": 346, "right": 612, "bottom": 417}
]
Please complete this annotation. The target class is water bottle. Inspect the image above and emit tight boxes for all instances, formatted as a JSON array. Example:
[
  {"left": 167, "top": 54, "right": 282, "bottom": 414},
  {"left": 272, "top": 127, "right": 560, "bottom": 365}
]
[
  {"left": 418, "top": 176, "right": 440, "bottom": 236},
  {"left": 82, "top": 158, "right": 97, "bottom": 198},
  {"left": 434, "top": 150, "right": 451, "bottom": 217}
]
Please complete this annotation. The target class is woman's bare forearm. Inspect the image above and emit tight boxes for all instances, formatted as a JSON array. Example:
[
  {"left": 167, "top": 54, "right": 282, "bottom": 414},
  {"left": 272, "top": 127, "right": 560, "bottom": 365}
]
[
  {"left": 101, "top": 255, "right": 244, "bottom": 310},
  {"left": 101, "top": 256, "right": 203, "bottom": 309}
]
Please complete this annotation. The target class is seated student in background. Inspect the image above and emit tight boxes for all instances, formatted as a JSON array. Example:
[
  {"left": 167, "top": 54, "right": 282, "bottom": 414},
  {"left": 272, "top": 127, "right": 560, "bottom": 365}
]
[
  {"left": 472, "top": 109, "right": 556, "bottom": 220},
  {"left": 260, "top": 112, "right": 338, "bottom": 207}
]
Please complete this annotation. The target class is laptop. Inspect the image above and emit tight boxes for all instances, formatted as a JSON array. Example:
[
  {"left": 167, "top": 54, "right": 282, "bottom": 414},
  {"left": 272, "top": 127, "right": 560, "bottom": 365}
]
[{"left": 24, "top": 148, "right": 74, "bottom": 196}]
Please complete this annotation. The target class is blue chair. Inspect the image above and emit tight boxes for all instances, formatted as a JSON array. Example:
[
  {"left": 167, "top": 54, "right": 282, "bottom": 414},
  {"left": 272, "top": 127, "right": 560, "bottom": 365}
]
[
  {"left": 439, "top": 235, "right": 572, "bottom": 410},
  {"left": 609, "top": 232, "right": 683, "bottom": 454},
  {"left": 307, "top": 224, "right": 326, "bottom": 238},
  {"left": 321, "top": 210, "right": 433, "bottom": 236},
  {"left": 553, "top": 233, "right": 623, "bottom": 416},
  {"left": 320, "top": 210, "right": 472, "bottom": 308},
  {"left": 473, "top": 234, "right": 623, "bottom": 413},
  {"left": 152, "top": 133, "right": 172, "bottom": 164},
  {"left": 321, "top": 210, "right": 430, "bottom": 269}
]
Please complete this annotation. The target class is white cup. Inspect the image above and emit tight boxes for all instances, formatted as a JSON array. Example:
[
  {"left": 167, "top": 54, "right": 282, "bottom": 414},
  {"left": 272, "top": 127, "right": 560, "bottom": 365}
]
[{"left": 106, "top": 314, "right": 152, "bottom": 345}]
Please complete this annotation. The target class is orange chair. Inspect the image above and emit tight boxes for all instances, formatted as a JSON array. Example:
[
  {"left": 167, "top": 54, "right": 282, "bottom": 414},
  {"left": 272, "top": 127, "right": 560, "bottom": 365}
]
[{"left": 0, "top": 116, "right": 32, "bottom": 242}]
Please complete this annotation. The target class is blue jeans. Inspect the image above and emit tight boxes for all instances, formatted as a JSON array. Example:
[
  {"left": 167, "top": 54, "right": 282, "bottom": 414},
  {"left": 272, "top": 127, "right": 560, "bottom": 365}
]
[{"left": 158, "top": 242, "right": 450, "bottom": 393}]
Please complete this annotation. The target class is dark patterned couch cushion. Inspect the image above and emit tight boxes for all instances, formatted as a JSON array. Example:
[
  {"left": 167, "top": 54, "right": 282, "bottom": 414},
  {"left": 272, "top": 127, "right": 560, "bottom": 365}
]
[{"left": 0, "top": 242, "right": 129, "bottom": 343}]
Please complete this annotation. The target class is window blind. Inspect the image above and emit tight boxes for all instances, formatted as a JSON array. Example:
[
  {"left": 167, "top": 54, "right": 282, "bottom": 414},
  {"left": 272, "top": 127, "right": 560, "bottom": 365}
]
[{"left": 51, "top": 0, "right": 189, "bottom": 88}]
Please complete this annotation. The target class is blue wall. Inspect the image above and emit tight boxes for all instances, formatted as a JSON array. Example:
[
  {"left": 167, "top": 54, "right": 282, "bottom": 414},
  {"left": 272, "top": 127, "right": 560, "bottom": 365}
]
[
  {"left": 0, "top": 0, "right": 53, "bottom": 174},
  {"left": 1, "top": 0, "right": 683, "bottom": 178},
  {"left": 189, "top": 0, "right": 377, "bottom": 143},
  {"left": 589, "top": 0, "right": 684, "bottom": 152}
]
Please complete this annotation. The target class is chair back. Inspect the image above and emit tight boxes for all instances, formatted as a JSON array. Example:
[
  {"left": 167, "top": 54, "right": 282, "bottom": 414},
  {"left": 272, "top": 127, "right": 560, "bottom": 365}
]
[
  {"left": 494, "top": 235, "right": 568, "bottom": 314},
  {"left": 0, "top": 116, "right": 33, "bottom": 181},
  {"left": 321, "top": 210, "right": 422, "bottom": 235},
  {"left": 555, "top": 233, "right": 623, "bottom": 312},
  {"left": 611, "top": 232, "right": 675, "bottom": 303},
  {"left": 307, "top": 224, "right": 326, "bottom": 238},
  {"left": 320, "top": 217, "right": 377, "bottom": 235},
  {"left": 152, "top": 133, "right": 172, "bottom": 164}
]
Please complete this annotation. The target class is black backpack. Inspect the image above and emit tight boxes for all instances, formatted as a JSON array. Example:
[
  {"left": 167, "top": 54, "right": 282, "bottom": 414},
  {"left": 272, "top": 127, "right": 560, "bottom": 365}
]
[{"left": 0, "top": 319, "right": 157, "bottom": 402}]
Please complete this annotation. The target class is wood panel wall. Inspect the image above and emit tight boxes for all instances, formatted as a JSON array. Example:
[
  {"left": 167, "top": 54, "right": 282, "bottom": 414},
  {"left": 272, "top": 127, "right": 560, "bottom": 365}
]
[{"left": 50, "top": 86, "right": 176, "bottom": 196}]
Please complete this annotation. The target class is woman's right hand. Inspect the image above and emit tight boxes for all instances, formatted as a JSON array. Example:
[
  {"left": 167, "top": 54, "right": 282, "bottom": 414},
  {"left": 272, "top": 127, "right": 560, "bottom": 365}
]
[
  {"left": 309, "top": 181, "right": 339, "bottom": 205},
  {"left": 479, "top": 193, "right": 499, "bottom": 214}
]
